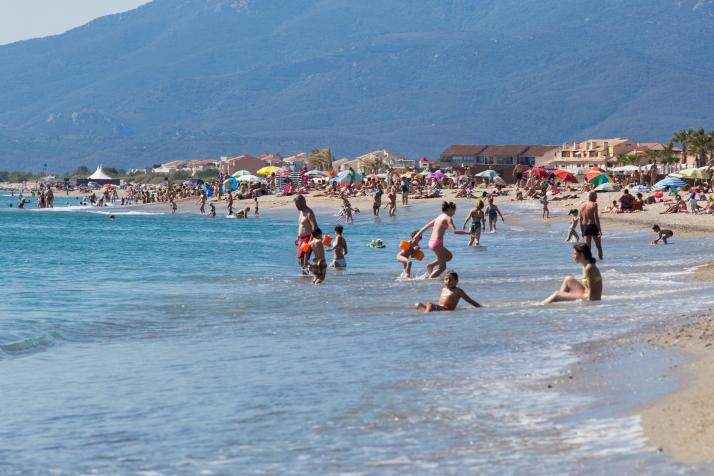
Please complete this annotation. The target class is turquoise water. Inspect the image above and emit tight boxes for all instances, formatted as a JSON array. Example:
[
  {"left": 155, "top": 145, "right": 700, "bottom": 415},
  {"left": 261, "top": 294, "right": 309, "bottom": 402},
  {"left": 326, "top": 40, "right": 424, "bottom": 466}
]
[{"left": 1, "top": 194, "right": 713, "bottom": 475}]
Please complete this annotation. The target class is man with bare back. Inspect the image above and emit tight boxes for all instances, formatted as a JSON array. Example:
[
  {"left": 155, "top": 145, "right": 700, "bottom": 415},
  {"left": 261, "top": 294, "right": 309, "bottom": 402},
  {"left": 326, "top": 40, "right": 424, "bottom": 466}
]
[
  {"left": 579, "top": 192, "right": 603, "bottom": 260},
  {"left": 295, "top": 195, "right": 319, "bottom": 272}
]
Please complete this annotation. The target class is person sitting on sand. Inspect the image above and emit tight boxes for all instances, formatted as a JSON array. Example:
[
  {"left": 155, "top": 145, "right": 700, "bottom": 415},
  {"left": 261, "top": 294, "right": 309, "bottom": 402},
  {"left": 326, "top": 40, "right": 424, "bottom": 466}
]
[
  {"left": 414, "top": 201, "right": 469, "bottom": 279},
  {"left": 606, "top": 200, "right": 620, "bottom": 214},
  {"left": 619, "top": 189, "right": 634, "bottom": 212},
  {"left": 661, "top": 195, "right": 686, "bottom": 214},
  {"left": 651, "top": 225, "right": 674, "bottom": 245},
  {"left": 415, "top": 271, "right": 482, "bottom": 312},
  {"left": 543, "top": 243, "right": 603, "bottom": 304}
]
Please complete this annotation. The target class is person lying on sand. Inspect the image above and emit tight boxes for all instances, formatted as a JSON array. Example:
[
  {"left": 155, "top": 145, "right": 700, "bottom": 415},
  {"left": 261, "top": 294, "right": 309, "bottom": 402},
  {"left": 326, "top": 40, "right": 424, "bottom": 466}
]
[{"left": 415, "top": 271, "right": 481, "bottom": 312}]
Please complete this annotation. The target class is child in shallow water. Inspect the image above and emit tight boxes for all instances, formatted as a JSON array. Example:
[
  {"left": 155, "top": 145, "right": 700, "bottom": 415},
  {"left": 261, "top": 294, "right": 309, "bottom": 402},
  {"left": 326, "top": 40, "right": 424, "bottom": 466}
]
[
  {"left": 651, "top": 224, "right": 674, "bottom": 245},
  {"left": 564, "top": 209, "right": 580, "bottom": 242},
  {"left": 415, "top": 271, "right": 482, "bottom": 312},
  {"left": 310, "top": 227, "right": 327, "bottom": 284},
  {"left": 397, "top": 231, "right": 422, "bottom": 278}
]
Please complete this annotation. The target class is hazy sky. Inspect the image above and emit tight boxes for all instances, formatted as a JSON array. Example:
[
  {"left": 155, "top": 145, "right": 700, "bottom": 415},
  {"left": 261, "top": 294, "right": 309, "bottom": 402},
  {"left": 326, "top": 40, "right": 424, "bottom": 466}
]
[{"left": 0, "top": 0, "right": 150, "bottom": 45}]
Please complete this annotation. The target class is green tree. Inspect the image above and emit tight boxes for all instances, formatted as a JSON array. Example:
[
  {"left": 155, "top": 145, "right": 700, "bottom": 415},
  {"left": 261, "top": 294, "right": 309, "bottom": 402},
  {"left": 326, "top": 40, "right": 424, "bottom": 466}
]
[
  {"left": 689, "top": 128, "right": 714, "bottom": 168},
  {"left": 308, "top": 148, "right": 333, "bottom": 170},
  {"left": 671, "top": 129, "right": 693, "bottom": 165}
]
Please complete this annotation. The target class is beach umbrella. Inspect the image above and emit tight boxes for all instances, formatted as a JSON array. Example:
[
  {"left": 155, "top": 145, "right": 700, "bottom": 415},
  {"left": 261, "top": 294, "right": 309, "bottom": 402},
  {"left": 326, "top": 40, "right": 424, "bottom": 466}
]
[
  {"left": 594, "top": 183, "right": 621, "bottom": 192},
  {"left": 653, "top": 177, "right": 687, "bottom": 190},
  {"left": 256, "top": 166, "right": 281, "bottom": 176},
  {"left": 232, "top": 170, "right": 252, "bottom": 177},
  {"left": 584, "top": 169, "right": 608, "bottom": 181},
  {"left": 475, "top": 170, "right": 499, "bottom": 179},
  {"left": 305, "top": 169, "right": 326, "bottom": 177},
  {"left": 553, "top": 169, "right": 578, "bottom": 183},
  {"left": 493, "top": 176, "right": 507, "bottom": 186},
  {"left": 236, "top": 175, "right": 261, "bottom": 183},
  {"left": 427, "top": 170, "right": 446, "bottom": 180},
  {"left": 525, "top": 167, "right": 549, "bottom": 179},
  {"left": 588, "top": 174, "right": 612, "bottom": 186},
  {"left": 669, "top": 168, "right": 711, "bottom": 180}
]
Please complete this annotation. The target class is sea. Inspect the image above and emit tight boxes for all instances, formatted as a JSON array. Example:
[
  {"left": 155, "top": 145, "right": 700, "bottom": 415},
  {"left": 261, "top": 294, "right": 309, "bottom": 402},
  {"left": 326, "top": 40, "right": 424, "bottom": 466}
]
[{"left": 1, "top": 193, "right": 713, "bottom": 475}]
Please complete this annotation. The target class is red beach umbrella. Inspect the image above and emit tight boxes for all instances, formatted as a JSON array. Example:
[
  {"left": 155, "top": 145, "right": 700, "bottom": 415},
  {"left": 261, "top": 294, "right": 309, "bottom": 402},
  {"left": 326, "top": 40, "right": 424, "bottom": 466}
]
[
  {"left": 553, "top": 169, "right": 578, "bottom": 183},
  {"left": 525, "top": 167, "right": 549, "bottom": 179}
]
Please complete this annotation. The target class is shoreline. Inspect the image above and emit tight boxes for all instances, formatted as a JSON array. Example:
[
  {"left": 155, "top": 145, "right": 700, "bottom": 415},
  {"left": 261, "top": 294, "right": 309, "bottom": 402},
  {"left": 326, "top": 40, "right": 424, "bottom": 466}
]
[{"left": 639, "top": 262, "right": 714, "bottom": 465}]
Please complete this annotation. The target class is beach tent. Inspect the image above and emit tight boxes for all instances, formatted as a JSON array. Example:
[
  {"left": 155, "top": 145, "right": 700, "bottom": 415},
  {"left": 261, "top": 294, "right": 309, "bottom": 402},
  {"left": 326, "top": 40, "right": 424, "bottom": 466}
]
[{"left": 76, "top": 165, "right": 120, "bottom": 186}]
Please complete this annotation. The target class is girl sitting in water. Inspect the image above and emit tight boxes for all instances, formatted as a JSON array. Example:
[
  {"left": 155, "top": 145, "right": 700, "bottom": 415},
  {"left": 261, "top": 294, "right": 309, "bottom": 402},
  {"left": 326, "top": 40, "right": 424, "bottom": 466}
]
[
  {"left": 414, "top": 201, "right": 469, "bottom": 279},
  {"left": 543, "top": 243, "right": 603, "bottom": 304}
]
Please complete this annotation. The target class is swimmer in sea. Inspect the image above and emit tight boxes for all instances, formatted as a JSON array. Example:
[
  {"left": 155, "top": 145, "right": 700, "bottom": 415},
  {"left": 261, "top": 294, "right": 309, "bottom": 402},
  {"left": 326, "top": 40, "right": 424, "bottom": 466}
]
[
  {"left": 208, "top": 203, "right": 216, "bottom": 217},
  {"left": 543, "top": 243, "right": 602, "bottom": 304},
  {"left": 330, "top": 224, "right": 348, "bottom": 268},
  {"left": 236, "top": 207, "right": 250, "bottom": 218},
  {"left": 396, "top": 230, "right": 422, "bottom": 278},
  {"left": 310, "top": 227, "right": 327, "bottom": 284},
  {"left": 414, "top": 201, "right": 469, "bottom": 279},
  {"left": 485, "top": 197, "right": 504, "bottom": 232},
  {"left": 463, "top": 200, "right": 485, "bottom": 246},
  {"left": 415, "top": 271, "right": 482, "bottom": 312}
]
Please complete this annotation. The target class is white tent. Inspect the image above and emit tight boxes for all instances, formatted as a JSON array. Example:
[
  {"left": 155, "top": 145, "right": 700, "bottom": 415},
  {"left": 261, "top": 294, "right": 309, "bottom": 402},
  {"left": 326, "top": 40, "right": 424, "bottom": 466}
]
[{"left": 89, "top": 166, "right": 113, "bottom": 181}]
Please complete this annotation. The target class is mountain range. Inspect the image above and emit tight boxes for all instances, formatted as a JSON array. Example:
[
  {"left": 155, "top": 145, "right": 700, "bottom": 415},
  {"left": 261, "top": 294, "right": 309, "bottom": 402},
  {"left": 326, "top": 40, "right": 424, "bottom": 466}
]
[{"left": 0, "top": 0, "right": 712, "bottom": 171}]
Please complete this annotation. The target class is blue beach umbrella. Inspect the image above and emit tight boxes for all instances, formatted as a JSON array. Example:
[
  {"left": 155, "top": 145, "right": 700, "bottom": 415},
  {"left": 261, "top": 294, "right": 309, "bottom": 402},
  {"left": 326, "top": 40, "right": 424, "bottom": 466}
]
[{"left": 653, "top": 177, "right": 687, "bottom": 190}]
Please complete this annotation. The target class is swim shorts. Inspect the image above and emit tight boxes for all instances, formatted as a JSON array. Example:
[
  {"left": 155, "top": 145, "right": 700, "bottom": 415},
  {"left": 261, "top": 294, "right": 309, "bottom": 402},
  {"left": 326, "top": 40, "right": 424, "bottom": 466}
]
[
  {"left": 312, "top": 260, "right": 327, "bottom": 279},
  {"left": 582, "top": 224, "right": 600, "bottom": 236},
  {"left": 334, "top": 258, "right": 347, "bottom": 268}
]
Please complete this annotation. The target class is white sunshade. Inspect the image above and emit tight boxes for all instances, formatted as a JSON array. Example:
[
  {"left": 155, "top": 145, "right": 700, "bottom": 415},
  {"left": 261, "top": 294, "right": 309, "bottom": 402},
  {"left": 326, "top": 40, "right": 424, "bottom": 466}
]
[
  {"left": 88, "top": 166, "right": 113, "bottom": 180},
  {"left": 232, "top": 170, "right": 252, "bottom": 177}
]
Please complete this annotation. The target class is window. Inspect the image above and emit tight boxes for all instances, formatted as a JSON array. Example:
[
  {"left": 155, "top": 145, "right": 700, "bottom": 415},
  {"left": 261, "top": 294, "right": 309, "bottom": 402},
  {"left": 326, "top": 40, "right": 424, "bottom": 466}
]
[
  {"left": 475, "top": 156, "right": 485, "bottom": 164},
  {"left": 496, "top": 156, "right": 514, "bottom": 165},
  {"left": 517, "top": 156, "right": 532, "bottom": 165},
  {"left": 562, "top": 151, "right": 571, "bottom": 158}
]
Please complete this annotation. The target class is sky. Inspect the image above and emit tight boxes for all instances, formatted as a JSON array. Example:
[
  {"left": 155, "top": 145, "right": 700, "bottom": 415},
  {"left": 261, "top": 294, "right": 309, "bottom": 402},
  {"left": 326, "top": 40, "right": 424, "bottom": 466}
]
[{"left": 0, "top": 0, "right": 150, "bottom": 45}]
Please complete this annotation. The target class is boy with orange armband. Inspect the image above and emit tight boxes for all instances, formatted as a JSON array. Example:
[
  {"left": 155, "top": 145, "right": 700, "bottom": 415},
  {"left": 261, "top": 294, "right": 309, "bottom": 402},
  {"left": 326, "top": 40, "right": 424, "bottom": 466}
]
[
  {"left": 397, "top": 231, "right": 424, "bottom": 278},
  {"left": 310, "top": 227, "right": 328, "bottom": 284}
]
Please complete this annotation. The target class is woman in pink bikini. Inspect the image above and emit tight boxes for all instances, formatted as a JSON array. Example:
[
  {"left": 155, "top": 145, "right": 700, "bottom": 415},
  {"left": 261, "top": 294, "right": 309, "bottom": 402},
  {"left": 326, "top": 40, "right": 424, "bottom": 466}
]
[{"left": 415, "top": 201, "right": 468, "bottom": 278}]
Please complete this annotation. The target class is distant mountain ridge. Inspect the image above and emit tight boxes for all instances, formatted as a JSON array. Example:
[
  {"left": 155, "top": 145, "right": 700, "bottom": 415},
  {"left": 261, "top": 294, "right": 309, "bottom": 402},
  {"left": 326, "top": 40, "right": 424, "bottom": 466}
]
[{"left": 0, "top": 0, "right": 712, "bottom": 171}]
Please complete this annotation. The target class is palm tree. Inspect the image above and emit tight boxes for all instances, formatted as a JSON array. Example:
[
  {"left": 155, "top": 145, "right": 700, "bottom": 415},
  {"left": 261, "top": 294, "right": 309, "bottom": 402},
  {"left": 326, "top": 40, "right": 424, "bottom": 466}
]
[
  {"left": 671, "top": 129, "right": 693, "bottom": 165},
  {"left": 689, "top": 128, "right": 713, "bottom": 168},
  {"left": 308, "top": 148, "right": 334, "bottom": 170}
]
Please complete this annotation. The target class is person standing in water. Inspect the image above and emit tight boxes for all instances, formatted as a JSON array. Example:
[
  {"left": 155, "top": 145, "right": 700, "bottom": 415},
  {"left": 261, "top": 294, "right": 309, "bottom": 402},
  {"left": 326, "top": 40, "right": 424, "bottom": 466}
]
[
  {"left": 485, "top": 197, "right": 504, "bottom": 233},
  {"left": 580, "top": 192, "right": 604, "bottom": 260},
  {"left": 543, "top": 243, "right": 602, "bottom": 304},
  {"left": 414, "top": 201, "right": 468, "bottom": 278},
  {"left": 463, "top": 200, "right": 485, "bottom": 246},
  {"left": 295, "top": 195, "right": 318, "bottom": 272}
]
